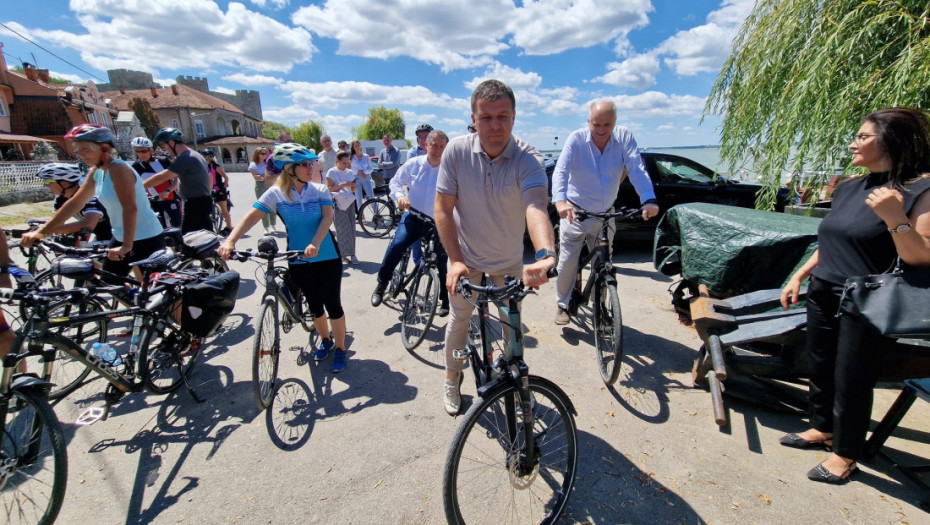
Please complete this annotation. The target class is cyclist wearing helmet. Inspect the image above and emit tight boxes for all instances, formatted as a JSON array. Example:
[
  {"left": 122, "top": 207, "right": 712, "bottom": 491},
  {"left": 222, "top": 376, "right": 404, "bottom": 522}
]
[
  {"left": 410, "top": 123, "right": 433, "bottom": 158},
  {"left": 131, "top": 136, "right": 181, "bottom": 228},
  {"left": 144, "top": 127, "right": 213, "bottom": 234},
  {"left": 35, "top": 162, "right": 112, "bottom": 243},
  {"left": 218, "top": 143, "right": 350, "bottom": 373},
  {"left": 22, "top": 124, "right": 164, "bottom": 278},
  {"left": 201, "top": 149, "right": 233, "bottom": 235}
]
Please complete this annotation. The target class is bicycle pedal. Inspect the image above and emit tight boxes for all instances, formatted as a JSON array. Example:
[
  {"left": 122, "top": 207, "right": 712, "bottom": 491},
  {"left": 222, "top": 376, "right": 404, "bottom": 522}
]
[{"left": 76, "top": 406, "right": 106, "bottom": 426}]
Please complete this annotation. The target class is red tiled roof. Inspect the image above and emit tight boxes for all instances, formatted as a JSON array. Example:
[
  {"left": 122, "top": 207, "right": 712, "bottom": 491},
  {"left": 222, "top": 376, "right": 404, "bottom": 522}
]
[{"left": 102, "top": 84, "right": 245, "bottom": 114}]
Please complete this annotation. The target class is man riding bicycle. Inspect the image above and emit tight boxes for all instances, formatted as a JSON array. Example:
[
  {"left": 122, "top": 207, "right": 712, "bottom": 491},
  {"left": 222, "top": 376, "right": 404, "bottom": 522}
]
[
  {"left": 371, "top": 130, "right": 450, "bottom": 316},
  {"left": 551, "top": 100, "right": 660, "bottom": 325}
]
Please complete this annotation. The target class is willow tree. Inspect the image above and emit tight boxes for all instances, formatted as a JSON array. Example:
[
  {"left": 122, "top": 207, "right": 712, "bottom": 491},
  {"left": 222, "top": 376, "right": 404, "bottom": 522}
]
[{"left": 705, "top": 0, "right": 930, "bottom": 208}]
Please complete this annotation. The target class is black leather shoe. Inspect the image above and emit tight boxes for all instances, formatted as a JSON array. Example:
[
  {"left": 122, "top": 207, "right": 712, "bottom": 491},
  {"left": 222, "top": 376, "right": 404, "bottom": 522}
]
[
  {"left": 371, "top": 284, "right": 386, "bottom": 307},
  {"left": 438, "top": 304, "right": 450, "bottom": 317},
  {"left": 779, "top": 433, "right": 832, "bottom": 450},
  {"left": 807, "top": 462, "right": 857, "bottom": 484}
]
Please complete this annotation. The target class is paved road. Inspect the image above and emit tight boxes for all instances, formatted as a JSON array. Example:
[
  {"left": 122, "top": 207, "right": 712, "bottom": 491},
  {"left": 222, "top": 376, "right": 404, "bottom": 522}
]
[{"left": 17, "top": 172, "right": 930, "bottom": 524}]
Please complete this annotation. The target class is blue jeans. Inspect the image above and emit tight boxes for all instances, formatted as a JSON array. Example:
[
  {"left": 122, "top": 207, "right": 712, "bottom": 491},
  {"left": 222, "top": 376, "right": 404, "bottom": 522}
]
[
  {"left": 376, "top": 212, "right": 448, "bottom": 304},
  {"left": 355, "top": 176, "right": 374, "bottom": 208}
]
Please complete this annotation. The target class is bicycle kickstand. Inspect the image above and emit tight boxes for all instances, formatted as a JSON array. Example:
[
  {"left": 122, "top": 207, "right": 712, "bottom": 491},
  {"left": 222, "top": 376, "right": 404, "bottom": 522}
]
[{"left": 181, "top": 370, "right": 206, "bottom": 403}]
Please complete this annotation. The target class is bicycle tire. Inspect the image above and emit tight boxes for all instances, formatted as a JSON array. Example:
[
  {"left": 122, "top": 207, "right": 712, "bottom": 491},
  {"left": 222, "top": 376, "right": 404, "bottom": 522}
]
[
  {"left": 252, "top": 297, "right": 280, "bottom": 410},
  {"left": 357, "top": 198, "right": 397, "bottom": 238},
  {"left": 42, "top": 297, "right": 108, "bottom": 400},
  {"left": 442, "top": 376, "right": 578, "bottom": 525},
  {"left": 387, "top": 246, "right": 412, "bottom": 299},
  {"left": 1, "top": 387, "right": 68, "bottom": 525},
  {"left": 593, "top": 280, "right": 624, "bottom": 385},
  {"left": 211, "top": 201, "right": 224, "bottom": 234},
  {"left": 401, "top": 267, "right": 439, "bottom": 351},
  {"left": 173, "top": 253, "right": 229, "bottom": 278},
  {"left": 139, "top": 314, "right": 203, "bottom": 395}
]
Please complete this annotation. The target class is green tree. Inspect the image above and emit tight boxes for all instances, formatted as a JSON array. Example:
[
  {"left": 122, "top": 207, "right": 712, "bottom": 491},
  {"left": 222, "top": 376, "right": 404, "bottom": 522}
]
[
  {"left": 291, "top": 120, "right": 326, "bottom": 152},
  {"left": 353, "top": 106, "right": 405, "bottom": 140},
  {"left": 705, "top": 0, "right": 930, "bottom": 209},
  {"left": 127, "top": 97, "right": 162, "bottom": 139},
  {"left": 262, "top": 120, "right": 291, "bottom": 140}
]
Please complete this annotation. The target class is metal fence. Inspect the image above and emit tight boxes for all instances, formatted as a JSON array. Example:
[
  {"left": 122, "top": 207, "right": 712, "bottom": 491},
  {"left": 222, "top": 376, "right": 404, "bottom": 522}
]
[{"left": 0, "top": 162, "right": 45, "bottom": 194}]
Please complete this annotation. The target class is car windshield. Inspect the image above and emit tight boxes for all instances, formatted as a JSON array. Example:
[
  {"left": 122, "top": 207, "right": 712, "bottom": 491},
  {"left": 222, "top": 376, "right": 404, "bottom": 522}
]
[{"left": 653, "top": 159, "right": 716, "bottom": 185}]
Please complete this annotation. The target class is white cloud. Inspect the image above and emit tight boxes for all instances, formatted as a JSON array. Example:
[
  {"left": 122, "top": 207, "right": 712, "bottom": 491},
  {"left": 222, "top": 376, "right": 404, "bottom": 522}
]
[
  {"left": 51, "top": 70, "right": 88, "bottom": 84},
  {"left": 213, "top": 86, "right": 236, "bottom": 95},
  {"left": 32, "top": 0, "right": 314, "bottom": 74},
  {"left": 593, "top": 54, "right": 660, "bottom": 90},
  {"left": 280, "top": 80, "right": 468, "bottom": 111},
  {"left": 601, "top": 92, "right": 706, "bottom": 118},
  {"left": 464, "top": 63, "right": 542, "bottom": 91},
  {"left": 657, "top": 123, "right": 675, "bottom": 131},
  {"left": 223, "top": 73, "right": 283, "bottom": 87},
  {"left": 508, "top": 0, "right": 653, "bottom": 55},
  {"left": 249, "top": 0, "right": 288, "bottom": 8}
]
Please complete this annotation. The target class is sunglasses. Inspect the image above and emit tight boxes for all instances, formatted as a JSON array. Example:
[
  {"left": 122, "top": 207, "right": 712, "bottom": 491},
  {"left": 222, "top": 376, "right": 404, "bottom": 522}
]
[{"left": 296, "top": 160, "right": 319, "bottom": 168}]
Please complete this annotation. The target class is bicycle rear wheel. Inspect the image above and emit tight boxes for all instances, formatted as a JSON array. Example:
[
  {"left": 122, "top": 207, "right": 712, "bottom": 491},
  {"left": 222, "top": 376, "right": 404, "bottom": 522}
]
[
  {"left": 357, "top": 198, "right": 396, "bottom": 238},
  {"left": 401, "top": 267, "right": 439, "bottom": 351},
  {"left": 139, "top": 314, "right": 203, "bottom": 395},
  {"left": 211, "top": 201, "right": 224, "bottom": 234},
  {"left": 1, "top": 388, "right": 68, "bottom": 525},
  {"left": 252, "top": 297, "right": 280, "bottom": 410},
  {"left": 443, "top": 377, "right": 578, "bottom": 525},
  {"left": 593, "top": 279, "right": 624, "bottom": 385}
]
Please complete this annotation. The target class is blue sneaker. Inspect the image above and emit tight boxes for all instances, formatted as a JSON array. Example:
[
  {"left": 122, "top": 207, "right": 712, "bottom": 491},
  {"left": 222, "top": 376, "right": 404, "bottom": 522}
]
[
  {"left": 314, "top": 339, "right": 334, "bottom": 362},
  {"left": 332, "top": 349, "right": 348, "bottom": 373}
]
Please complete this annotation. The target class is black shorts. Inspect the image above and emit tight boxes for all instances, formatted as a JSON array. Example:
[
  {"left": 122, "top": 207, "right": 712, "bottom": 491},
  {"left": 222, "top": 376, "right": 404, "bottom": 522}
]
[
  {"left": 101, "top": 234, "right": 167, "bottom": 279},
  {"left": 212, "top": 189, "right": 228, "bottom": 203},
  {"left": 288, "top": 258, "right": 344, "bottom": 320},
  {"left": 181, "top": 196, "right": 214, "bottom": 234}
]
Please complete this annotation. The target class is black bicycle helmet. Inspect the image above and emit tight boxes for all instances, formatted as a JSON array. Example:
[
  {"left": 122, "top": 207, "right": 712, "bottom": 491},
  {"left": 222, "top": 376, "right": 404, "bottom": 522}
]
[
  {"left": 64, "top": 124, "right": 116, "bottom": 146},
  {"left": 35, "top": 162, "right": 83, "bottom": 183},
  {"left": 200, "top": 148, "right": 215, "bottom": 156},
  {"left": 153, "top": 127, "right": 184, "bottom": 145},
  {"left": 415, "top": 123, "right": 433, "bottom": 134}
]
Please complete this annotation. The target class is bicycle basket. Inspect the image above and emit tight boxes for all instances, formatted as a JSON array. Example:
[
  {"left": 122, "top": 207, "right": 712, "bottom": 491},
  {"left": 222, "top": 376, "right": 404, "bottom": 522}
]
[
  {"left": 181, "top": 271, "right": 240, "bottom": 337},
  {"left": 180, "top": 230, "right": 221, "bottom": 258}
]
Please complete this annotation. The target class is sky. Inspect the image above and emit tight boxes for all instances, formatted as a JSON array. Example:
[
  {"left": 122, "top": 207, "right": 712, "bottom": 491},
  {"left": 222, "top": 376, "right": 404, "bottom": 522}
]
[{"left": 0, "top": 0, "right": 756, "bottom": 152}]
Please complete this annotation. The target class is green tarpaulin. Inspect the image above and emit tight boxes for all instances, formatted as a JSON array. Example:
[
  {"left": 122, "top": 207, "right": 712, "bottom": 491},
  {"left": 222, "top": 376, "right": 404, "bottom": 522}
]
[{"left": 653, "top": 203, "right": 821, "bottom": 294}]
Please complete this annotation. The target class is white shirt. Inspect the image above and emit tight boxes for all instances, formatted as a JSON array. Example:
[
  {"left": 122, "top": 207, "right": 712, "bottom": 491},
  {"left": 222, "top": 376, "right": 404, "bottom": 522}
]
[{"left": 389, "top": 155, "right": 440, "bottom": 218}]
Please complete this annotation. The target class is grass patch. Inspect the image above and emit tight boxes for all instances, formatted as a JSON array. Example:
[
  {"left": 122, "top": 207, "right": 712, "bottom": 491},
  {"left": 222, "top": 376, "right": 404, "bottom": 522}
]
[{"left": 0, "top": 201, "right": 53, "bottom": 228}]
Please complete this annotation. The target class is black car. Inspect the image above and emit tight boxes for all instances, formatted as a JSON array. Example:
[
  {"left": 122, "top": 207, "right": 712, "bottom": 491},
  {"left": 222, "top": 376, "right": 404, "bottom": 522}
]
[{"left": 544, "top": 151, "right": 789, "bottom": 242}]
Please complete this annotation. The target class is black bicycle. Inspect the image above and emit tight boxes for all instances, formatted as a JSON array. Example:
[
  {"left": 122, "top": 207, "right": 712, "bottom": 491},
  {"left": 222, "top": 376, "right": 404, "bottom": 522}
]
[
  {"left": 566, "top": 205, "right": 642, "bottom": 385},
  {"left": 356, "top": 186, "right": 401, "bottom": 238},
  {"left": 232, "top": 241, "right": 319, "bottom": 410},
  {"left": 400, "top": 208, "right": 442, "bottom": 351},
  {"left": 442, "top": 274, "right": 578, "bottom": 525}
]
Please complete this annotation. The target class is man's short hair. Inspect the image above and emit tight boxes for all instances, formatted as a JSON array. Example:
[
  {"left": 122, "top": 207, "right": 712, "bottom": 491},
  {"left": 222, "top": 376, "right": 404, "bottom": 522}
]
[
  {"left": 336, "top": 151, "right": 350, "bottom": 161},
  {"left": 337, "top": 140, "right": 347, "bottom": 147},
  {"left": 427, "top": 130, "right": 449, "bottom": 144},
  {"left": 470, "top": 79, "right": 515, "bottom": 113},
  {"left": 383, "top": 134, "right": 391, "bottom": 140}
]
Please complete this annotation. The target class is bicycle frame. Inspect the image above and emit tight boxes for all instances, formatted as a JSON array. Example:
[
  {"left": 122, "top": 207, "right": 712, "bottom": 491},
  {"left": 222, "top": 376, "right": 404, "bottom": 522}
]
[{"left": 572, "top": 217, "right": 616, "bottom": 311}]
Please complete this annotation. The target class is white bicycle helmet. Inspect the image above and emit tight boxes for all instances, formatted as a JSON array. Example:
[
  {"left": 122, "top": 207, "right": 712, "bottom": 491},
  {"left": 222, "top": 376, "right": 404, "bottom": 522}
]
[
  {"left": 131, "top": 136, "right": 153, "bottom": 149},
  {"left": 36, "top": 163, "right": 84, "bottom": 183},
  {"left": 271, "top": 143, "right": 318, "bottom": 169}
]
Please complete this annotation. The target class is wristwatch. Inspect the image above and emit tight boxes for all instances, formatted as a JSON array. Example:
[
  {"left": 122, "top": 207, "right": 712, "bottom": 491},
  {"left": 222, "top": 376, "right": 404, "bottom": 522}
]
[
  {"left": 888, "top": 222, "right": 912, "bottom": 234},
  {"left": 535, "top": 248, "right": 557, "bottom": 262}
]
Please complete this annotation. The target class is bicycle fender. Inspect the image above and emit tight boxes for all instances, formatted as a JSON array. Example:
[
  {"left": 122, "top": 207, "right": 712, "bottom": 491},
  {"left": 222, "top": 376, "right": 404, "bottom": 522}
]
[{"left": 12, "top": 374, "right": 53, "bottom": 395}]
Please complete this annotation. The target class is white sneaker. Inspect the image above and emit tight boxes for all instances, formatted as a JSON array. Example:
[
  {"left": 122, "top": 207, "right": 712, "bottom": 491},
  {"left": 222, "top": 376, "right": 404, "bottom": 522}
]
[
  {"left": 444, "top": 374, "right": 462, "bottom": 416},
  {"left": 264, "top": 226, "right": 273, "bottom": 235}
]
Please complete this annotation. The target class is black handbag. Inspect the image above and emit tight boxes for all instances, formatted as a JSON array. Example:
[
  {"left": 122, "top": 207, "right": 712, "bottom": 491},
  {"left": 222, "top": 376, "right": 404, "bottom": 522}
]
[{"left": 838, "top": 259, "right": 930, "bottom": 338}]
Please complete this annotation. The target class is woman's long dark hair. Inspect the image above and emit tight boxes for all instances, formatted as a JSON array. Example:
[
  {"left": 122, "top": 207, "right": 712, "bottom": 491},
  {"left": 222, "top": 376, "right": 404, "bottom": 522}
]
[{"left": 864, "top": 107, "right": 930, "bottom": 188}]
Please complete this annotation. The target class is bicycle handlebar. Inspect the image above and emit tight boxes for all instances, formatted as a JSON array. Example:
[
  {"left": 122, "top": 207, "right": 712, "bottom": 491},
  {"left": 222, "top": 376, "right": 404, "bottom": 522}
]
[
  {"left": 406, "top": 206, "right": 436, "bottom": 227},
  {"left": 0, "top": 283, "right": 126, "bottom": 305},
  {"left": 456, "top": 268, "right": 558, "bottom": 300},
  {"left": 572, "top": 205, "right": 643, "bottom": 222},
  {"left": 230, "top": 249, "right": 304, "bottom": 263},
  {"left": 39, "top": 239, "right": 109, "bottom": 258}
]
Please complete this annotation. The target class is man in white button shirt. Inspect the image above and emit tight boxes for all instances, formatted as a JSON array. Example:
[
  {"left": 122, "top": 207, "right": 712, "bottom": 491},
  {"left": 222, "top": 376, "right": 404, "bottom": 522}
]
[
  {"left": 551, "top": 99, "right": 660, "bottom": 324},
  {"left": 371, "top": 130, "right": 450, "bottom": 315}
]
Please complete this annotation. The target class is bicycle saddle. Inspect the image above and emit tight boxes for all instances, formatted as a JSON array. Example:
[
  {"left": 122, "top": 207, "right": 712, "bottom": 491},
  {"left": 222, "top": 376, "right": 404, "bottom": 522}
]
[{"left": 131, "top": 250, "right": 175, "bottom": 273}]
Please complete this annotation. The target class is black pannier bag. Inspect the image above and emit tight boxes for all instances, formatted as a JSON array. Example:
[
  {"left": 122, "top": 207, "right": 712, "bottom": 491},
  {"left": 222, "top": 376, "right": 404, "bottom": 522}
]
[{"left": 182, "top": 271, "right": 240, "bottom": 337}]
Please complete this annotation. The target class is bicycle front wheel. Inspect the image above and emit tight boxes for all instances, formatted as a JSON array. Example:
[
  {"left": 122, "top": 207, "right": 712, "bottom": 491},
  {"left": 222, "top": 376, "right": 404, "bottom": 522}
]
[
  {"left": 401, "top": 267, "right": 439, "bottom": 351},
  {"left": 139, "top": 315, "right": 203, "bottom": 395},
  {"left": 443, "top": 376, "right": 578, "bottom": 525},
  {"left": 252, "top": 297, "right": 280, "bottom": 410},
  {"left": 357, "top": 198, "right": 396, "bottom": 238},
  {"left": 593, "top": 279, "right": 624, "bottom": 385},
  {"left": 43, "top": 298, "right": 108, "bottom": 400},
  {"left": 1, "top": 388, "right": 68, "bottom": 525},
  {"left": 211, "top": 201, "right": 224, "bottom": 233}
]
